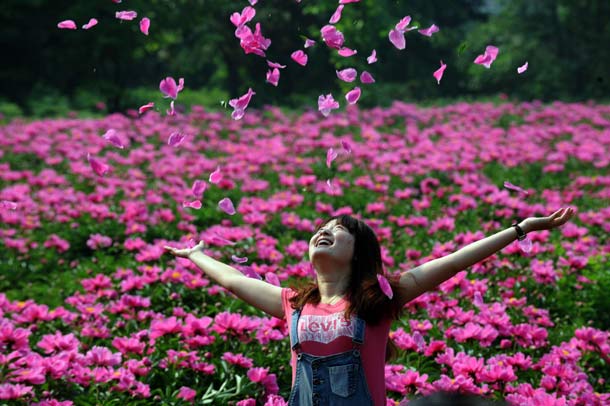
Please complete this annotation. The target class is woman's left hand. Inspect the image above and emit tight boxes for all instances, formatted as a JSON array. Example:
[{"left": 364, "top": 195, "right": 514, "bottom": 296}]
[{"left": 522, "top": 207, "right": 575, "bottom": 232}]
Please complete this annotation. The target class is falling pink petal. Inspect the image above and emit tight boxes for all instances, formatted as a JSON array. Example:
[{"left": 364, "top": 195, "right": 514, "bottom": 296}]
[
  {"left": 209, "top": 167, "right": 222, "bottom": 184},
  {"left": 360, "top": 71, "right": 375, "bottom": 84},
  {"left": 248, "top": 0, "right": 258, "bottom": 5},
  {"left": 1, "top": 201, "right": 18, "bottom": 210},
  {"left": 229, "top": 88, "right": 255, "bottom": 120},
  {"left": 413, "top": 331, "right": 425, "bottom": 350},
  {"left": 182, "top": 200, "right": 202, "bottom": 210},
  {"left": 159, "top": 77, "right": 182, "bottom": 100},
  {"left": 236, "top": 23, "right": 271, "bottom": 57},
  {"left": 265, "top": 272, "right": 281, "bottom": 287},
  {"left": 341, "top": 140, "right": 352, "bottom": 153},
  {"left": 138, "top": 102, "right": 155, "bottom": 115},
  {"left": 326, "top": 148, "right": 338, "bottom": 168},
  {"left": 115, "top": 11, "right": 138, "bottom": 21},
  {"left": 326, "top": 179, "right": 334, "bottom": 191},
  {"left": 518, "top": 236, "right": 532, "bottom": 253},
  {"left": 168, "top": 131, "right": 186, "bottom": 147},
  {"left": 267, "top": 60, "right": 286, "bottom": 69},
  {"left": 266, "top": 68, "right": 280, "bottom": 87},
  {"left": 291, "top": 50, "right": 308, "bottom": 66},
  {"left": 503, "top": 181, "right": 529, "bottom": 196},
  {"left": 473, "top": 291, "right": 484, "bottom": 307},
  {"left": 320, "top": 25, "right": 345, "bottom": 49},
  {"left": 232, "top": 255, "right": 249, "bottom": 264},
  {"left": 192, "top": 180, "right": 207, "bottom": 198},
  {"left": 211, "top": 234, "right": 236, "bottom": 246},
  {"left": 318, "top": 94, "right": 340, "bottom": 117},
  {"left": 433, "top": 60, "right": 447, "bottom": 85},
  {"left": 82, "top": 18, "right": 98, "bottom": 30},
  {"left": 474, "top": 45, "right": 499, "bottom": 69},
  {"left": 377, "top": 274, "right": 393, "bottom": 300},
  {"left": 395, "top": 16, "right": 412, "bottom": 31},
  {"left": 140, "top": 17, "right": 150, "bottom": 35},
  {"left": 329, "top": 5, "right": 345, "bottom": 24},
  {"left": 58, "top": 20, "right": 77, "bottom": 30},
  {"left": 517, "top": 61, "right": 528, "bottom": 74},
  {"left": 230, "top": 6, "right": 256, "bottom": 28},
  {"left": 242, "top": 267, "right": 262, "bottom": 280},
  {"left": 304, "top": 38, "right": 316, "bottom": 48},
  {"left": 388, "top": 29, "right": 405, "bottom": 50},
  {"left": 367, "top": 50, "right": 377, "bottom": 64},
  {"left": 418, "top": 24, "right": 439, "bottom": 37},
  {"left": 102, "top": 129, "right": 124, "bottom": 149},
  {"left": 166, "top": 100, "right": 176, "bottom": 116},
  {"left": 87, "top": 153, "right": 110, "bottom": 177},
  {"left": 336, "top": 68, "right": 357, "bottom": 83},
  {"left": 339, "top": 0, "right": 360, "bottom": 3},
  {"left": 338, "top": 47, "right": 357, "bottom": 57},
  {"left": 345, "top": 87, "right": 361, "bottom": 105},
  {"left": 218, "top": 197, "right": 236, "bottom": 215}
]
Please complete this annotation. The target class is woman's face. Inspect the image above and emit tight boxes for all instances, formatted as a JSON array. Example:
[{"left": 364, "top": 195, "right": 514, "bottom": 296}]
[{"left": 308, "top": 219, "right": 355, "bottom": 267}]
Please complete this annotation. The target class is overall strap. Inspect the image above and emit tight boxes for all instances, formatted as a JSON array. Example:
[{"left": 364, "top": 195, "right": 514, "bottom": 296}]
[
  {"left": 351, "top": 315, "right": 366, "bottom": 346},
  {"left": 290, "top": 308, "right": 302, "bottom": 350}
]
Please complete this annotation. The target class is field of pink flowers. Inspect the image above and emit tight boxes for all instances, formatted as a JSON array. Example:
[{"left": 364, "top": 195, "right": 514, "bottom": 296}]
[{"left": 1, "top": 100, "right": 609, "bottom": 405}]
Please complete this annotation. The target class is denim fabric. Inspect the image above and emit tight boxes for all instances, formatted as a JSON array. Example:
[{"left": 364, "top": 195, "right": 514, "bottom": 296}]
[{"left": 288, "top": 309, "right": 373, "bottom": 406}]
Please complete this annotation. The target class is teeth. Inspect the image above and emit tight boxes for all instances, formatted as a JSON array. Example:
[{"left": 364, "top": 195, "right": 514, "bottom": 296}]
[{"left": 317, "top": 239, "right": 332, "bottom": 246}]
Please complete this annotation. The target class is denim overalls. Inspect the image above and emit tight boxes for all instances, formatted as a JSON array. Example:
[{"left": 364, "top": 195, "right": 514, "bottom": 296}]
[{"left": 288, "top": 308, "right": 374, "bottom": 406}]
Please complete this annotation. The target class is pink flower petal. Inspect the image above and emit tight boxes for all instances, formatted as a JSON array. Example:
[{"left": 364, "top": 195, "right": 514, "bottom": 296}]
[
  {"left": 377, "top": 274, "right": 393, "bottom": 300},
  {"left": 102, "top": 129, "right": 124, "bottom": 149},
  {"left": 218, "top": 197, "right": 236, "bottom": 215},
  {"left": 474, "top": 45, "right": 499, "bottom": 69},
  {"left": 1, "top": 201, "right": 18, "bottom": 210},
  {"left": 339, "top": 0, "right": 360, "bottom": 3},
  {"left": 138, "top": 102, "right": 155, "bottom": 115},
  {"left": 82, "top": 18, "right": 98, "bottom": 30},
  {"left": 230, "top": 6, "right": 256, "bottom": 28},
  {"left": 336, "top": 68, "right": 357, "bottom": 82},
  {"left": 338, "top": 47, "right": 357, "bottom": 57},
  {"left": 326, "top": 179, "right": 334, "bottom": 191},
  {"left": 58, "top": 20, "right": 77, "bottom": 30},
  {"left": 341, "top": 140, "right": 352, "bottom": 153},
  {"left": 304, "top": 38, "right": 316, "bottom": 48},
  {"left": 87, "top": 153, "right": 110, "bottom": 177},
  {"left": 518, "top": 236, "right": 532, "bottom": 253},
  {"left": 209, "top": 167, "right": 222, "bottom": 184},
  {"left": 265, "top": 272, "right": 280, "bottom": 287},
  {"left": 182, "top": 200, "right": 202, "bottom": 209},
  {"left": 517, "top": 61, "right": 528, "bottom": 74},
  {"left": 140, "top": 17, "right": 150, "bottom": 35},
  {"left": 345, "top": 87, "right": 361, "bottom": 105},
  {"left": 413, "top": 331, "right": 425, "bottom": 350},
  {"left": 329, "top": 5, "right": 345, "bottom": 24},
  {"left": 241, "top": 267, "right": 262, "bottom": 279},
  {"left": 168, "top": 131, "right": 186, "bottom": 147},
  {"left": 389, "top": 29, "right": 405, "bottom": 50},
  {"left": 266, "top": 60, "right": 286, "bottom": 69},
  {"left": 320, "top": 25, "right": 344, "bottom": 49},
  {"left": 360, "top": 71, "right": 375, "bottom": 84},
  {"left": 231, "top": 255, "right": 249, "bottom": 264},
  {"left": 367, "top": 50, "right": 377, "bottom": 64},
  {"left": 317, "top": 94, "right": 340, "bottom": 117},
  {"left": 160, "top": 77, "right": 179, "bottom": 99},
  {"left": 418, "top": 24, "right": 439, "bottom": 37},
  {"left": 166, "top": 100, "right": 176, "bottom": 116},
  {"left": 115, "top": 11, "right": 138, "bottom": 21},
  {"left": 503, "top": 181, "right": 529, "bottom": 196},
  {"left": 192, "top": 180, "right": 207, "bottom": 198},
  {"left": 433, "top": 60, "right": 447, "bottom": 85},
  {"left": 395, "top": 16, "right": 412, "bottom": 31},
  {"left": 326, "top": 148, "right": 338, "bottom": 168},
  {"left": 291, "top": 50, "right": 308, "bottom": 66},
  {"left": 248, "top": 0, "right": 258, "bottom": 5},
  {"left": 229, "top": 88, "right": 255, "bottom": 120},
  {"left": 266, "top": 68, "right": 280, "bottom": 87}
]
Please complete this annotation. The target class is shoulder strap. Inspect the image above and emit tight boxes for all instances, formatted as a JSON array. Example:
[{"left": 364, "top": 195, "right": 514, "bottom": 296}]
[
  {"left": 290, "top": 308, "right": 301, "bottom": 350},
  {"left": 351, "top": 315, "right": 365, "bottom": 345}
]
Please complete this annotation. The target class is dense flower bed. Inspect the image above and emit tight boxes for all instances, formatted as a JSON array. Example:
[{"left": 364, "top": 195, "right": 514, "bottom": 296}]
[{"left": 0, "top": 101, "right": 609, "bottom": 405}]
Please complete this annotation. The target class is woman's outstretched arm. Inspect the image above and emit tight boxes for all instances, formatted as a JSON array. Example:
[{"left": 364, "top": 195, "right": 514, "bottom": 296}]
[
  {"left": 395, "top": 207, "right": 575, "bottom": 306},
  {"left": 164, "top": 242, "right": 284, "bottom": 318}
]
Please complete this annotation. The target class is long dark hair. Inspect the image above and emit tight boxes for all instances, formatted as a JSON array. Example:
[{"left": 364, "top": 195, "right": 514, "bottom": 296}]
[{"left": 289, "top": 214, "right": 403, "bottom": 360}]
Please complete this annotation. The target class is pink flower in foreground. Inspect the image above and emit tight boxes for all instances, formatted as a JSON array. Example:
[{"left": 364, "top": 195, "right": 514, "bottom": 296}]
[
  {"left": 177, "top": 387, "right": 196, "bottom": 402},
  {"left": 159, "top": 77, "right": 184, "bottom": 100},
  {"left": 82, "top": 18, "right": 98, "bottom": 30},
  {"left": 518, "top": 61, "right": 529, "bottom": 74},
  {"left": 336, "top": 68, "right": 357, "bottom": 82},
  {"left": 115, "top": 11, "right": 138, "bottom": 21},
  {"left": 318, "top": 94, "right": 340, "bottom": 117},
  {"left": 229, "top": 88, "right": 255, "bottom": 120},
  {"left": 377, "top": 274, "right": 393, "bottom": 299},
  {"left": 291, "top": 50, "right": 308, "bottom": 66},
  {"left": 1, "top": 200, "right": 18, "bottom": 210},
  {"left": 320, "top": 25, "right": 345, "bottom": 49},
  {"left": 418, "top": 24, "right": 439, "bottom": 37},
  {"left": 87, "top": 153, "right": 110, "bottom": 177},
  {"left": 329, "top": 5, "right": 344, "bottom": 24},
  {"left": 433, "top": 60, "right": 447, "bottom": 84},
  {"left": 247, "top": 367, "right": 269, "bottom": 383},
  {"left": 219, "top": 198, "right": 236, "bottom": 215},
  {"left": 0, "top": 383, "right": 33, "bottom": 400},
  {"left": 58, "top": 20, "right": 77, "bottom": 30},
  {"left": 367, "top": 50, "right": 377, "bottom": 64},
  {"left": 140, "top": 18, "right": 150, "bottom": 35},
  {"left": 474, "top": 45, "right": 499, "bottom": 68},
  {"left": 345, "top": 87, "right": 361, "bottom": 105},
  {"left": 264, "top": 395, "right": 287, "bottom": 406}
]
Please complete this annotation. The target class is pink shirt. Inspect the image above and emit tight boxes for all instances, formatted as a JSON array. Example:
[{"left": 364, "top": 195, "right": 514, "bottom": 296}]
[{"left": 281, "top": 288, "right": 391, "bottom": 406}]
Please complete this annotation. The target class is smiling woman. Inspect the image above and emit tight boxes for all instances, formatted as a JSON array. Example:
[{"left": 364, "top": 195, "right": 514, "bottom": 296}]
[{"left": 164, "top": 208, "right": 574, "bottom": 406}]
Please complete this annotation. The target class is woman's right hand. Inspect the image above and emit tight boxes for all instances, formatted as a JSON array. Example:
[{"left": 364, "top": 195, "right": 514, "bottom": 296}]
[{"left": 164, "top": 240, "right": 205, "bottom": 259}]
